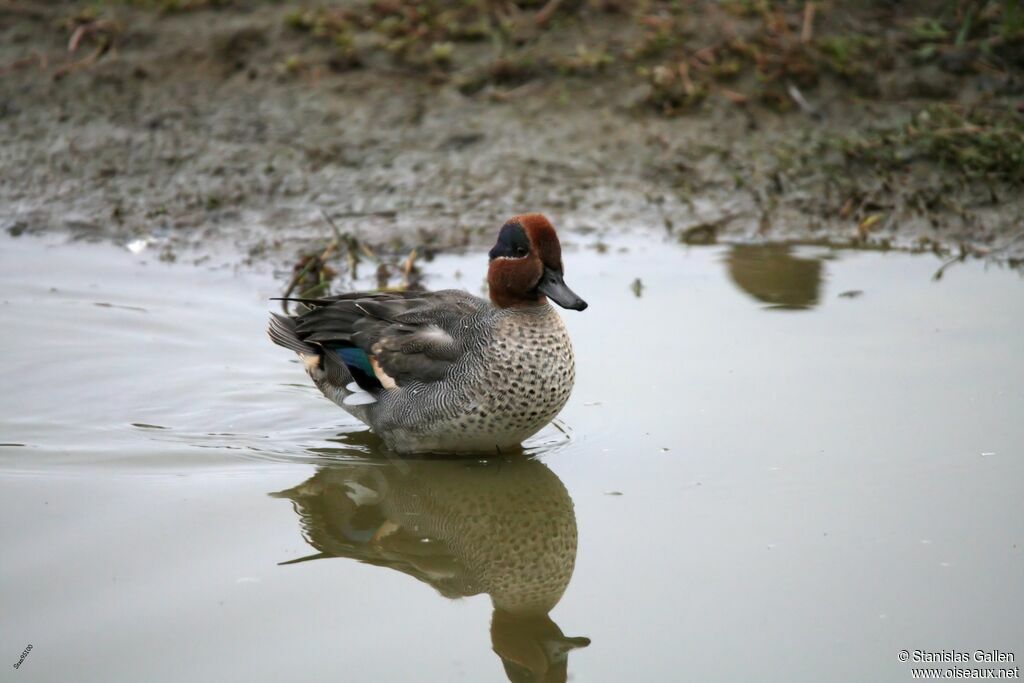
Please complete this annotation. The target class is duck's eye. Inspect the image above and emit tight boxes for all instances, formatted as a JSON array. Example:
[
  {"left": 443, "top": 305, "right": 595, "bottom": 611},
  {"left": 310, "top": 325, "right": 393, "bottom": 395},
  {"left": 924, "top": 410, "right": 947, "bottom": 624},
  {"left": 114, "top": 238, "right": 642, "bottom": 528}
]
[{"left": 514, "top": 246, "right": 529, "bottom": 257}]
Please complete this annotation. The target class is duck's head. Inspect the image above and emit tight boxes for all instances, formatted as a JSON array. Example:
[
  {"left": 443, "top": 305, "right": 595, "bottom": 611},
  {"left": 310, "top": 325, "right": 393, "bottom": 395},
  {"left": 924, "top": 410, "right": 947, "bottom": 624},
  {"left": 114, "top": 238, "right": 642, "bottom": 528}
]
[{"left": 488, "top": 214, "right": 588, "bottom": 311}]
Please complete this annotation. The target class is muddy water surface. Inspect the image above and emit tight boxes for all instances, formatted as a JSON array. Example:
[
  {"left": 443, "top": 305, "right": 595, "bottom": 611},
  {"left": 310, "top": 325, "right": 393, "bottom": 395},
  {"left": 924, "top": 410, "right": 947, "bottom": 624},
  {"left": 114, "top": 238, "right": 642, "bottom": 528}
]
[{"left": 1, "top": 233, "right": 1022, "bottom": 682}]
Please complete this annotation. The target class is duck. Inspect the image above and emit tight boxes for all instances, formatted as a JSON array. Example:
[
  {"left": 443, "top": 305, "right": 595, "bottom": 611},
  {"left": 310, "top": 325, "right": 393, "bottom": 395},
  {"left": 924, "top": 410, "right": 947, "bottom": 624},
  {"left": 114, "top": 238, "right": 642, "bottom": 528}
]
[{"left": 268, "top": 213, "right": 588, "bottom": 454}]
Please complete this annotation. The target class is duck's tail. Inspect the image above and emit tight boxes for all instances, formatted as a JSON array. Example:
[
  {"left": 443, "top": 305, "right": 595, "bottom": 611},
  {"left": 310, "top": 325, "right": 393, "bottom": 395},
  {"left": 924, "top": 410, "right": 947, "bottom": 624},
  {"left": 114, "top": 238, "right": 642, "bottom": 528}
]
[
  {"left": 267, "top": 313, "right": 319, "bottom": 355},
  {"left": 268, "top": 312, "right": 377, "bottom": 413}
]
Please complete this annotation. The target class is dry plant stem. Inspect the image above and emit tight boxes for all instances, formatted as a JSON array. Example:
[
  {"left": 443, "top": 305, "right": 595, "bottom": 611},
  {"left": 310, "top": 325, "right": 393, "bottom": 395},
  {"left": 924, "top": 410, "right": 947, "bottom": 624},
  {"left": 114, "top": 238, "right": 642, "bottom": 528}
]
[
  {"left": 280, "top": 256, "right": 321, "bottom": 314},
  {"left": 279, "top": 211, "right": 344, "bottom": 314},
  {"left": 534, "top": 0, "right": 563, "bottom": 27},
  {"left": 678, "top": 61, "right": 695, "bottom": 95},
  {"left": 801, "top": 2, "right": 816, "bottom": 44},
  {"left": 68, "top": 24, "right": 89, "bottom": 52},
  {"left": 401, "top": 249, "right": 418, "bottom": 287},
  {"left": 933, "top": 253, "right": 967, "bottom": 281},
  {"left": 51, "top": 45, "right": 104, "bottom": 81},
  {"left": 786, "top": 81, "right": 818, "bottom": 118}
]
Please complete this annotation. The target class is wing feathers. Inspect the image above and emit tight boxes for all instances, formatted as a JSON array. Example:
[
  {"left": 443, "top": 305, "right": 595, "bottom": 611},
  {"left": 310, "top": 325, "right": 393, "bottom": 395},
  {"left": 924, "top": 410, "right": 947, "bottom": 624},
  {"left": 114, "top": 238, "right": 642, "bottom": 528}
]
[{"left": 270, "top": 289, "right": 484, "bottom": 389}]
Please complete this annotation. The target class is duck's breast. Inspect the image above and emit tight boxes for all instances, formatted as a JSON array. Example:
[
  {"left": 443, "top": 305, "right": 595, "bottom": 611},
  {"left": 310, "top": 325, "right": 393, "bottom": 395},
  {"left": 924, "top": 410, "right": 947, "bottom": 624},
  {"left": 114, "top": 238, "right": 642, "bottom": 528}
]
[{"left": 456, "top": 306, "right": 575, "bottom": 439}]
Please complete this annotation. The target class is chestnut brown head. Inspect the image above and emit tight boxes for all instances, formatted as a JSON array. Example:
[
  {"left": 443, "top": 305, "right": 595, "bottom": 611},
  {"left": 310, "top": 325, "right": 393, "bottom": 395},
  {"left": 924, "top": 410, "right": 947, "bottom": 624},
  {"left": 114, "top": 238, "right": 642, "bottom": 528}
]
[{"left": 487, "top": 214, "right": 588, "bottom": 311}]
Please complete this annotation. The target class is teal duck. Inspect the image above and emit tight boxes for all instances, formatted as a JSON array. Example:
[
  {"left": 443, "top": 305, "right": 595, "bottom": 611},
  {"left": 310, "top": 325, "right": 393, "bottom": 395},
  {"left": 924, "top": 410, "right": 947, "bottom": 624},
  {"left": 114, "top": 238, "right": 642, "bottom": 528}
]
[{"left": 269, "top": 214, "right": 587, "bottom": 454}]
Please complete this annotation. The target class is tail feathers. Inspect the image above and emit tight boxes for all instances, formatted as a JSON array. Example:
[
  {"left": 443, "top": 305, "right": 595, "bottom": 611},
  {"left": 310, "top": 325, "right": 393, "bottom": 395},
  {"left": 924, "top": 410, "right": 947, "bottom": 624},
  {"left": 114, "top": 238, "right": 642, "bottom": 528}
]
[{"left": 268, "top": 313, "right": 319, "bottom": 355}]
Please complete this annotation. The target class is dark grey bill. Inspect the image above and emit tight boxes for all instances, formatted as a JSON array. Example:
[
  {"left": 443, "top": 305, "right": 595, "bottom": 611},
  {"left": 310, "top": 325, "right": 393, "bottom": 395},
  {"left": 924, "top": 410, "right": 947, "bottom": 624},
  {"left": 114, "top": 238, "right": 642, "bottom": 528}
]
[{"left": 538, "top": 265, "right": 588, "bottom": 311}]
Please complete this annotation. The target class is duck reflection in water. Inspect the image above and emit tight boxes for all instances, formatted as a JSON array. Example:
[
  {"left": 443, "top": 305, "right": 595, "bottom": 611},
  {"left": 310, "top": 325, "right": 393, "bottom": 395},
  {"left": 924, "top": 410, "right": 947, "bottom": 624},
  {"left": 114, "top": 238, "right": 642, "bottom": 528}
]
[
  {"left": 725, "top": 244, "right": 824, "bottom": 310},
  {"left": 272, "top": 451, "right": 589, "bottom": 682}
]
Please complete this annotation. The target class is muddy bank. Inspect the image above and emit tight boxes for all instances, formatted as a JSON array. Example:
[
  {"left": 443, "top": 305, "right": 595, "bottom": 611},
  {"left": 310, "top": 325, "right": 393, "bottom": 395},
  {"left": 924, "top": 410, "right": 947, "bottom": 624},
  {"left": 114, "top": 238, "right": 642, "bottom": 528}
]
[{"left": 2, "top": 1, "right": 1022, "bottom": 267}]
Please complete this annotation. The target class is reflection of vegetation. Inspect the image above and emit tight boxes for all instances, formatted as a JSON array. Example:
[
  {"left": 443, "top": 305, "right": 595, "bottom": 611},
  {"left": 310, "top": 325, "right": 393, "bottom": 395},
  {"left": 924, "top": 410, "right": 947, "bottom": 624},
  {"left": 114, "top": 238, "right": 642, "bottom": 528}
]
[
  {"left": 725, "top": 244, "right": 822, "bottom": 311},
  {"left": 273, "top": 456, "right": 589, "bottom": 681}
]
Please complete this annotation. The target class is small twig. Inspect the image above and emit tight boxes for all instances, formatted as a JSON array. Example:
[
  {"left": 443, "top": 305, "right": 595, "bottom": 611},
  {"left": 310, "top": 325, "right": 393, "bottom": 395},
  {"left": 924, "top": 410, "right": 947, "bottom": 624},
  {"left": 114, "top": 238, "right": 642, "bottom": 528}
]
[
  {"left": 677, "top": 60, "right": 695, "bottom": 96},
  {"left": 933, "top": 246, "right": 967, "bottom": 281},
  {"left": 786, "top": 81, "right": 820, "bottom": 119},
  {"left": 401, "top": 248, "right": 418, "bottom": 288},
  {"left": 51, "top": 44, "right": 105, "bottom": 81},
  {"left": 719, "top": 88, "right": 748, "bottom": 106},
  {"left": 68, "top": 20, "right": 116, "bottom": 54},
  {"left": 533, "top": 0, "right": 562, "bottom": 27},
  {"left": 359, "top": 241, "right": 378, "bottom": 262},
  {"left": 319, "top": 208, "right": 344, "bottom": 241},
  {"left": 488, "top": 80, "right": 542, "bottom": 102},
  {"left": 280, "top": 257, "right": 321, "bottom": 314},
  {"left": 319, "top": 237, "right": 339, "bottom": 263},
  {"left": 68, "top": 24, "right": 89, "bottom": 53},
  {"left": 932, "top": 256, "right": 961, "bottom": 281},
  {"left": 800, "top": 2, "right": 816, "bottom": 44},
  {"left": 279, "top": 212, "right": 347, "bottom": 313}
]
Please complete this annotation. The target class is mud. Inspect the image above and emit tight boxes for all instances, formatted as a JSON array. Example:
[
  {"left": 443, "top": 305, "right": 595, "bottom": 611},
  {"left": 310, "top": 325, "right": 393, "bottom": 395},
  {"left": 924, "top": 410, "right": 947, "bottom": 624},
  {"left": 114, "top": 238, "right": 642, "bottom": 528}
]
[{"left": 2, "top": 1, "right": 1022, "bottom": 267}]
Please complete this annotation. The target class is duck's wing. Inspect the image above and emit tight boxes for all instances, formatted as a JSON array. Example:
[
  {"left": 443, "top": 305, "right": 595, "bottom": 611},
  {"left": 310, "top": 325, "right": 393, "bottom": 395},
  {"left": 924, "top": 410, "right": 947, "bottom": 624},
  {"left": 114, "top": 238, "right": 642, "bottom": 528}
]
[{"left": 293, "top": 289, "right": 487, "bottom": 391}]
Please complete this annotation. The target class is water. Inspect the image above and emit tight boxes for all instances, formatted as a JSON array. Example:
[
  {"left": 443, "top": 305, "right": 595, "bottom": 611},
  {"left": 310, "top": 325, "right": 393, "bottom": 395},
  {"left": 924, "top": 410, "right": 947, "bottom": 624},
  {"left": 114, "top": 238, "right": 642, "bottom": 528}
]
[{"left": 2, "top": 232, "right": 1022, "bottom": 682}]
